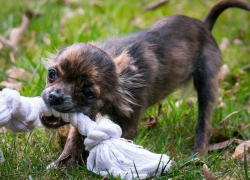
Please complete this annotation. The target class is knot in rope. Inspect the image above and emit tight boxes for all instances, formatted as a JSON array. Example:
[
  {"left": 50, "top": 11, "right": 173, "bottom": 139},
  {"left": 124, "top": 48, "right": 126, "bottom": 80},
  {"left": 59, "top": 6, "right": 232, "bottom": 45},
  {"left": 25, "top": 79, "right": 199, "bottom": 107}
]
[
  {"left": 0, "top": 88, "right": 41, "bottom": 132},
  {"left": 84, "top": 118, "right": 122, "bottom": 151}
]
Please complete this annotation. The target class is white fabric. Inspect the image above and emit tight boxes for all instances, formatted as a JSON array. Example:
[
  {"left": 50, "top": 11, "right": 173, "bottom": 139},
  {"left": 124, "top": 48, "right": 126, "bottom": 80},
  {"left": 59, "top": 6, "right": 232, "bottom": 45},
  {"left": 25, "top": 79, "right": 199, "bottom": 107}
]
[{"left": 0, "top": 88, "right": 172, "bottom": 179}]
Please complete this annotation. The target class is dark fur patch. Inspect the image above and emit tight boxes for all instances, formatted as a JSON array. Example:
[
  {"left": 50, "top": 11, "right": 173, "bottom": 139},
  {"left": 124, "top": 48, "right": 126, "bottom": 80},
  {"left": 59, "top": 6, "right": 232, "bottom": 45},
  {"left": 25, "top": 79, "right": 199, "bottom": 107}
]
[{"left": 42, "top": 0, "right": 250, "bottom": 169}]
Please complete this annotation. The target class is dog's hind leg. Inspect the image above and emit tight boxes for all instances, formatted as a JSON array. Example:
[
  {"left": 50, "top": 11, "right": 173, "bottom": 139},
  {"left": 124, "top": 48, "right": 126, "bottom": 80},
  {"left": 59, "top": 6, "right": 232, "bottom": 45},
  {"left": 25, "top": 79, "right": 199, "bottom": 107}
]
[{"left": 193, "top": 52, "right": 220, "bottom": 156}]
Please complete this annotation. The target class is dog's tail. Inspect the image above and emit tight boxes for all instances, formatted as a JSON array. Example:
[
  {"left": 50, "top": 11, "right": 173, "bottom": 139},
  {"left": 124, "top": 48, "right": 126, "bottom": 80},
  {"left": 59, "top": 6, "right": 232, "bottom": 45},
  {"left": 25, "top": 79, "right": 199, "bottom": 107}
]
[{"left": 203, "top": 0, "right": 250, "bottom": 31}]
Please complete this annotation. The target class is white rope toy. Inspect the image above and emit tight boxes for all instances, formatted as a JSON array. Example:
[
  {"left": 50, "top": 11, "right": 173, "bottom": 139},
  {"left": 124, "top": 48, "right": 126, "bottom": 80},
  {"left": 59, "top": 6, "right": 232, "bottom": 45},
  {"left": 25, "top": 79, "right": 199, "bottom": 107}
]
[{"left": 0, "top": 88, "right": 172, "bottom": 179}]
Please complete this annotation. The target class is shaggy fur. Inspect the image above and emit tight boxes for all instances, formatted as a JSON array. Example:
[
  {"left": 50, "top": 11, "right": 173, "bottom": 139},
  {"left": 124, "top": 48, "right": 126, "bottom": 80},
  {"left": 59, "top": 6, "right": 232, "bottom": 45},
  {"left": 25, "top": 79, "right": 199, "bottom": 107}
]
[{"left": 40, "top": 0, "right": 250, "bottom": 170}]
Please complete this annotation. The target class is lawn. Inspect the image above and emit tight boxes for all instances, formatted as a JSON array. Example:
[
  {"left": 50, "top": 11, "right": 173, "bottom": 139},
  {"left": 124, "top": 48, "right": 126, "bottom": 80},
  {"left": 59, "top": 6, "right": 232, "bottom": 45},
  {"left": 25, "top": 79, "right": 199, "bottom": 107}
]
[{"left": 0, "top": 0, "right": 250, "bottom": 179}]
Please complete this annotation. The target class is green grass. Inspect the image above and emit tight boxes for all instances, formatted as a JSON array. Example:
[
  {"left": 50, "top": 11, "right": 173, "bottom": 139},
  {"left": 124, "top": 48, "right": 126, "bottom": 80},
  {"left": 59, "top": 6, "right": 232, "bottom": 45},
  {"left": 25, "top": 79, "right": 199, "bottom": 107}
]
[{"left": 0, "top": 0, "right": 250, "bottom": 179}]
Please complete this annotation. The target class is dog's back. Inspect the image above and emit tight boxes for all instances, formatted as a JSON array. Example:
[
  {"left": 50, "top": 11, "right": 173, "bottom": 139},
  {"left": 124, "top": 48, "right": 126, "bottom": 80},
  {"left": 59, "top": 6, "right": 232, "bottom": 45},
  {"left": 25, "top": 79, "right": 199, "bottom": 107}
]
[
  {"left": 99, "top": 0, "right": 250, "bottom": 155},
  {"left": 46, "top": 0, "right": 250, "bottom": 169}
]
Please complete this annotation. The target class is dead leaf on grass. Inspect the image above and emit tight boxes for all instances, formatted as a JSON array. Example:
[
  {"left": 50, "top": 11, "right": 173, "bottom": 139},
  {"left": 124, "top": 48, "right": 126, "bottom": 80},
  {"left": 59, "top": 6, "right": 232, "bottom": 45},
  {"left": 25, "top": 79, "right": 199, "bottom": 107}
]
[
  {"left": 219, "top": 37, "right": 229, "bottom": 50},
  {"left": 143, "top": 103, "right": 162, "bottom": 128},
  {"left": 241, "top": 123, "right": 250, "bottom": 130},
  {"left": 0, "top": 81, "right": 22, "bottom": 90},
  {"left": 0, "top": 14, "right": 29, "bottom": 49},
  {"left": 232, "top": 141, "right": 250, "bottom": 160},
  {"left": 233, "top": 39, "right": 243, "bottom": 45},
  {"left": 132, "top": 18, "right": 143, "bottom": 29},
  {"left": 209, "top": 138, "right": 235, "bottom": 151},
  {"left": 186, "top": 97, "right": 196, "bottom": 108},
  {"left": 144, "top": 117, "right": 159, "bottom": 128},
  {"left": 175, "top": 100, "right": 183, "bottom": 108},
  {"left": 0, "top": 68, "right": 31, "bottom": 91},
  {"left": 218, "top": 64, "right": 229, "bottom": 82},
  {"left": 142, "top": 0, "right": 169, "bottom": 11},
  {"left": 0, "top": 127, "right": 8, "bottom": 134},
  {"left": 91, "top": 0, "right": 103, "bottom": 7},
  {"left": 42, "top": 34, "right": 51, "bottom": 45},
  {"left": 63, "top": 7, "right": 85, "bottom": 19},
  {"left": 5, "top": 68, "right": 31, "bottom": 82},
  {"left": 203, "top": 164, "right": 215, "bottom": 180}
]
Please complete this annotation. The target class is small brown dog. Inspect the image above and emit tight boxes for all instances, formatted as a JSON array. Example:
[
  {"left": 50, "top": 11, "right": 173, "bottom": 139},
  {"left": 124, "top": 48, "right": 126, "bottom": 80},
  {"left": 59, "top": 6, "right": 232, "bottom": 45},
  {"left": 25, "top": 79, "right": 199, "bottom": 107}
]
[{"left": 40, "top": 0, "right": 250, "bottom": 169}]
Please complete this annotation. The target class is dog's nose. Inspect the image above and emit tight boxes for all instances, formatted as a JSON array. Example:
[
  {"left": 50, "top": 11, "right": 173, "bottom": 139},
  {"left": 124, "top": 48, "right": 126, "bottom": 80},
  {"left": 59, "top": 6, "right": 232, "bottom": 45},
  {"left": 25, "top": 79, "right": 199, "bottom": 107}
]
[{"left": 48, "top": 92, "right": 64, "bottom": 106}]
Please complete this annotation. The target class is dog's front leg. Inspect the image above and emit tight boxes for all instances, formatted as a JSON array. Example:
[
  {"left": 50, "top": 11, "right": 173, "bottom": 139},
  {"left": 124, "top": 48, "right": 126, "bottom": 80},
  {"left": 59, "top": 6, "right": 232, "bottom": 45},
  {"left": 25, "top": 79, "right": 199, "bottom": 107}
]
[{"left": 55, "top": 125, "right": 88, "bottom": 171}]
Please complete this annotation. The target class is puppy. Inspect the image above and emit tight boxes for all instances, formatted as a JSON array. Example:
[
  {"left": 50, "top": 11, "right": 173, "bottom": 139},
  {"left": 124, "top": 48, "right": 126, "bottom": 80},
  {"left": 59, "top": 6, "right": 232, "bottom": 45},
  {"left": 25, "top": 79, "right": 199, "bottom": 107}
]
[{"left": 40, "top": 0, "right": 250, "bottom": 169}]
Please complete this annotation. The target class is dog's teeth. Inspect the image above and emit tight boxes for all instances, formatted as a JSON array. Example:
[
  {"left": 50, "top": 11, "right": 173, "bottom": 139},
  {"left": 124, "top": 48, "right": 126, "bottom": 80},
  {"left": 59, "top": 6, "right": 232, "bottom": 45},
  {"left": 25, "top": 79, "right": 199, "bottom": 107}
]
[
  {"left": 53, "top": 122, "right": 57, "bottom": 125},
  {"left": 52, "top": 109, "right": 60, "bottom": 118},
  {"left": 41, "top": 105, "right": 52, "bottom": 117},
  {"left": 61, "top": 113, "right": 70, "bottom": 122}
]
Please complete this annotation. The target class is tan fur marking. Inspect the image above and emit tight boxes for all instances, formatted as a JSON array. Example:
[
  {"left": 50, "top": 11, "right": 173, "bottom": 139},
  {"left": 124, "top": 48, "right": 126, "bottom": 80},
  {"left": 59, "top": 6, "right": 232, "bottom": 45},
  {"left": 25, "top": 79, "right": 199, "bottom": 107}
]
[
  {"left": 93, "top": 84, "right": 101, "bottom": 97},
  {"left": 114, "top": 50, "right": 131, "bottom": 68},
  {"left": 88, "top": 41, "right": 100, "bottom": 48}
]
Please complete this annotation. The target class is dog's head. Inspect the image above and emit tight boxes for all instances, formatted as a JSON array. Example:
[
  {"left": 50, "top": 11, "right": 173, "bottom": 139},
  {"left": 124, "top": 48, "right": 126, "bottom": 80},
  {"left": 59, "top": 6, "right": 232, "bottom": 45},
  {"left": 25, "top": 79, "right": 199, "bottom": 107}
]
[{"left": 40, "top": 43, "right": 133, "bottom": 129}]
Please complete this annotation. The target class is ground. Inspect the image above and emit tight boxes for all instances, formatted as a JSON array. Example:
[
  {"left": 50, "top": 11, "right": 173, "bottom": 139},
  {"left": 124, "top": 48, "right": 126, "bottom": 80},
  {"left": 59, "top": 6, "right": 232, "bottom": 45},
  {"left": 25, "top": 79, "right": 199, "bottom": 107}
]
[{"left": 0, "top": 0, "right": 250, "bottom": 179}]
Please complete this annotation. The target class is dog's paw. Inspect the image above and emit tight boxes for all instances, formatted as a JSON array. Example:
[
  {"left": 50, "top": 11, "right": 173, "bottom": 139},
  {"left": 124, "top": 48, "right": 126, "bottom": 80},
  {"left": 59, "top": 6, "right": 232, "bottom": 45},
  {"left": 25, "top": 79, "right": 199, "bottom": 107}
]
[{"left": 46, "top": 161, "right": 58, "bottom": 170}]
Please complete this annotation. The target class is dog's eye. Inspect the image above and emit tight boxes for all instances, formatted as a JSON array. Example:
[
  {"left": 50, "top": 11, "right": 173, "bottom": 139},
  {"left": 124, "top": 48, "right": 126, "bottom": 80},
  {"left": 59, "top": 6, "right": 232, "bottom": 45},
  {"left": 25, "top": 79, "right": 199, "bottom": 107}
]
[
  {"left": 83, "top": 88, "right": 95, "bottom": 99},
  {"left": 48, "top": 69, "right": 57, "bottom": 81}
]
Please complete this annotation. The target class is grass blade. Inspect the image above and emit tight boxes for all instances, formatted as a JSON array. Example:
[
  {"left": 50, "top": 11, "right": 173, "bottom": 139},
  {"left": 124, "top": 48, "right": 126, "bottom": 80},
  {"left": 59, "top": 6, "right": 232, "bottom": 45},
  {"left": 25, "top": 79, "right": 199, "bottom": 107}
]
[
  {"left": 133, "top": 161, "right": 140, "bottom": 179},
  {"left": 244, "top": 145, "right": 249, "bottom": 180}
]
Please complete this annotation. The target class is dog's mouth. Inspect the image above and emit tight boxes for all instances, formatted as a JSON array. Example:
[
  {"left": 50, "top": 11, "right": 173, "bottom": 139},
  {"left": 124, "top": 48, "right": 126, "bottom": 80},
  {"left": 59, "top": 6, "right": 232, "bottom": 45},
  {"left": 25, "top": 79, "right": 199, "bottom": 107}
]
[{"left": 40, "top": 114, "right": 69, "bottom": 129}]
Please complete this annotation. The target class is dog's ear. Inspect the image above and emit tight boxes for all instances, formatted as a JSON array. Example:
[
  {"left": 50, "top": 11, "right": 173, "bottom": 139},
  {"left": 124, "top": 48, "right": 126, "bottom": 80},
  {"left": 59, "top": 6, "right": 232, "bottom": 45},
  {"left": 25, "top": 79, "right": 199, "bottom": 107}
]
[
  {"left": 111, "top": 51, "right": 139, "bottom": 117},
  {"left": 113, "top": 51, "right": 132, "bottom": 72}
]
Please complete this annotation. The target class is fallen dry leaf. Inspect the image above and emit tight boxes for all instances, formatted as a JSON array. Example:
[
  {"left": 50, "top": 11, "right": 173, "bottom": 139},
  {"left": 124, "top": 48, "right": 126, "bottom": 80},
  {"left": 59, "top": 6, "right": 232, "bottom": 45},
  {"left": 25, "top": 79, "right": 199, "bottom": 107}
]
[
  {"left": 232, "top": 141, "right": 250, "bottom": 160},
  {"left": 91, "top": 0, "right": 103, "bottom": 7},
  {"left": 203, "top": 164, "right": 215, "bottom": 180},
  {"left": 5, "top": 68, "right": 31, "bottom": 82},
  {"left": 142, "top": 0, "right": 169, "bottom": 11},
  {"left": 0, "top": 42, "right": 3, "bottom": 49},
  {"left": 144, "top": 117, "right": 159, "bottom": 128},
  {"left": 175, "top": 100, "right": 183, "bottom": 108},
  {"left": 0, "top": 68, "right": 31, "bottom": 91},
  {"left": 63, "top": 7, "right": 85, "bottom": 19},
  {"left": 242, "top": 123, "right": 250, "bottom": 130},
  {"left": 0, "top": 127, "right": 8, "bottom": 134},
  {"left": 131, "top": 18, "right": 143, "bottom": 29},
  {"left": 218, "top": 64, "right": 229, "bottom": 82},
  {"left": 143, "top": 103, "right": 162, "bottom": 128},
  {"left": 209, "top": 138, "right": 235, "bottom": 151},
  {"left": 42, "top": 34, "right": 51, "bottom": 45},
  {"left": 186, "top": 97, "right": 196, "bottom": 108},
  {"left": 233, "top": 39, "right": 243, "bottom": 45},
  {"left": 0, "top": 81, "right": 22, "bottom": 90},
  {"left": 219, "top": 37, "right": 229, "bottom": 50},
  {"left": 0, "top": 14, "right": 29, "bottom": 49}
]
